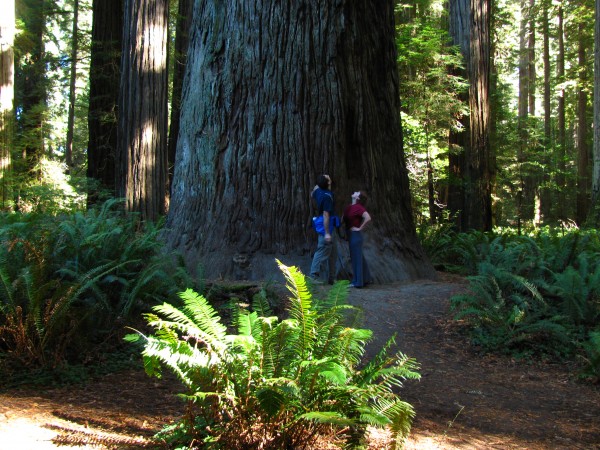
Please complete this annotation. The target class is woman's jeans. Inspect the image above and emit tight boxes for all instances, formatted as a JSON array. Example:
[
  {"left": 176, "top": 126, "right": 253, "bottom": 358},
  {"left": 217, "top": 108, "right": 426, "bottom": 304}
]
[{"left": 348, "top": 231, "right": 371, "bottom": 287}]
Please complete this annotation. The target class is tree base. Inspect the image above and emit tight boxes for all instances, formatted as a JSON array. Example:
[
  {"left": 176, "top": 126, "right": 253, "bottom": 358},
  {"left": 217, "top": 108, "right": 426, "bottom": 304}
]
[{"left": 179, "top": 240, "right": 437, "bottom": 284}]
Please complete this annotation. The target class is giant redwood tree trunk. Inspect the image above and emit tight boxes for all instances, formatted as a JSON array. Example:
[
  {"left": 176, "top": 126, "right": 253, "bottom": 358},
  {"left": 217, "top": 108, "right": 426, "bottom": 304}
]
[{"left": 166, "top": 0, "right": 435, "bottom": 282}]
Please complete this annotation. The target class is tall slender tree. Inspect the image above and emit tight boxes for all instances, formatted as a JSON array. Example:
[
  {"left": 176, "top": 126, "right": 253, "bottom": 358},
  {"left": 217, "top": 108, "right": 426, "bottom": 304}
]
[
  {"left": 166, "top": 0, "right": 435, "bottom": 282},
  {"left": 466, "top": 0, "right": 492, "bottom": 231},
  {"left": 556, "top": 4, "right": 566, "bottom": 220},
  {"left": 517, "top": 0, "right": 530, "bottom": 230},
  {"left": 0, "top": 0, "right": 15, "bottom": 209},
  {"left": 65, "top": 0, "right": 79, "bottom": 172},
  {"left": 540, "top": 0, "right": 552, "bottom": 223},
  {"left": 447, "top": 0, "right": 492, "bottom": 231},
  {"left": 15, "top": 0, "right": 47, "bottom": 179},
  {"left": 117, "top": 0, "right": 168, "bottom": 220},
  {"left": 447, "top": 0, "right": 470, "bottom": 230},
  {"left": 167, "top": 0, "right": 192, "bottom": 202},
  {"left": 592, "top": 0, "right": 600, "bottom": 224},
  {"left": 87, "top": 0, "right": 122, "bottom": 203},
  {"left": 576, "top": 21, "right": 590, "bottom": 224}
]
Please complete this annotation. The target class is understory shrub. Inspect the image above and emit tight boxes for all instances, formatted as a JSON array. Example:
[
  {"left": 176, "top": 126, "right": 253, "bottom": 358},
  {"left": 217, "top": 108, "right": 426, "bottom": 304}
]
[
  {"left": 126, "top": 261, "right": 420, "bottom": 449},
  {"left": 0, "top": 200, "right": 191, "bottom": 379}
]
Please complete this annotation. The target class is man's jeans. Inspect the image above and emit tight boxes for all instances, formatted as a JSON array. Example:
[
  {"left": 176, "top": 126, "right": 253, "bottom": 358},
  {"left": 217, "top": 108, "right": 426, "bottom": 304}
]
[{"left": 310, "top": 234, "right": 337, "bottom": 283}]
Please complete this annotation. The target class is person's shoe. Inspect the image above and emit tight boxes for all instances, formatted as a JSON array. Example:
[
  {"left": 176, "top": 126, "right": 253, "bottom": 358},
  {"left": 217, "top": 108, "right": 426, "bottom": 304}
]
[
  {"left": 350, "top": 283, "right": 363, "bottom": 289},
  {"left": 308, "top": 276, "right": 324, "bottom": 285}
]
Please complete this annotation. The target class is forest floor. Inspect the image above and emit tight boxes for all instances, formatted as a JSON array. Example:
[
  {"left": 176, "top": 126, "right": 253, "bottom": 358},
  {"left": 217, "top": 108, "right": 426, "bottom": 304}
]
[{"left": 1, "top": 272, "right": 600, "bottom": 449}]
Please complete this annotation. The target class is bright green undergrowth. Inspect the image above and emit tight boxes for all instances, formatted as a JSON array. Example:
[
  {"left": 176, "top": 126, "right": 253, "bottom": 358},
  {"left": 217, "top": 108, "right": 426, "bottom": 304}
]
[{"left": 126, "top": 261, "right": 420, "bottom": 449}]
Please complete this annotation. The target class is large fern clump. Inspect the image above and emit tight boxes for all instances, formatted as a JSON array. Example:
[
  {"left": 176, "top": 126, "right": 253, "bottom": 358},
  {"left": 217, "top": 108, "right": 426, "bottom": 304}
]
[
  {"left": 127, "top": 261, "right": 420, "bottom": 449},
  {"left": 0, "top": 200, "right": 191, "bottom": 378},
  {"left": 449, "top": 228, "right": 600, "bottom": 362}
]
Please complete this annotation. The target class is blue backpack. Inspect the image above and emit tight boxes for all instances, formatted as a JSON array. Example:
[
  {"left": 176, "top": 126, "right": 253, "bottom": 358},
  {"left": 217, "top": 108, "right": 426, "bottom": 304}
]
[{"left": 312, "top": 215, "right": 341, "bottom": 235}]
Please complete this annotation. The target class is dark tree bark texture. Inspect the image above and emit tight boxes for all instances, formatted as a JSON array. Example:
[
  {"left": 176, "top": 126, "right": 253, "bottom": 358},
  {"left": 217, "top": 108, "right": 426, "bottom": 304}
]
[
  {"left": 87, "top": 0, "right": 122, "bottom": 203},
  {"left": 117, "top": 0, "right": 169, "bottom": 221},
  {"left": 166, "top": 1, "right": 435, "bottom": 282}
]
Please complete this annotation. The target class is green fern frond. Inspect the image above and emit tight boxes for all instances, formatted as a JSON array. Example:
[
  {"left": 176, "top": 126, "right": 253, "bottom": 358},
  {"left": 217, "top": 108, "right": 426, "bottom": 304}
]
[
  {"left": 277, "top": 260, "right": 317, "bottom": 361},
  {"left": 236, "top": 310, "right": 258, "bottom": 337},
  {"left": 178, "top": 289, "right": 228, "bottom": 340},
  {"left": 256, "top": 387, "right": 287, "bottom": 417},
  {"left": 251, "top": 288, "right": 273, "bottom": 317},
  {"left": 149, "top": 303, "right": 227, "bottom": 356},
  {"left": 372, "top": 396, "right": 415, "bottom": 449},
  {"left": 299, "top": 358, "right": 347, "bottom": 385},
  {"left": 319, "top": 279, "right": 350, "bottom": 310},
  {"left": 335, "top": 327, "right": 373, "bottom": 366},
  {"left": 356, "top": 334, "right": 398, "bottom": 386},
  {"left": 268, "top": 318, "right": 301, "bottom": 377},
  {"left": 298, "top": 411, "right": 354, "bottom": 427},
  {"left": 141, "top": 334, "right": 221, "bottom": 388},
  {"left": 0, "top": 264, "right": 15, "bottom": 313}
]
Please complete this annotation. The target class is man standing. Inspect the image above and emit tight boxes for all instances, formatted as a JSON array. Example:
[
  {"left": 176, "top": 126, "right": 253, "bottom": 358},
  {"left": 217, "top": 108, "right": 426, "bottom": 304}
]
[{"left": 310, "top": 174, "right": 337, "bottom": 284}]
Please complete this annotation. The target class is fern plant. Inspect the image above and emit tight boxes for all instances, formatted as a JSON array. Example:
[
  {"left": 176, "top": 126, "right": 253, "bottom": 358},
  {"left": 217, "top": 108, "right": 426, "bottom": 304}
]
[
  {"left": 126, "top": 261, "right": 420, "bottom": 449},
  {"left": 580, "top": 331, "right": 600, "bottom": 381},
  {"left": 451, "top": 268, "right": 570, "bottom": 356},
  {"left": 0, "top": 200, "right": 190, "bottom": 375}
]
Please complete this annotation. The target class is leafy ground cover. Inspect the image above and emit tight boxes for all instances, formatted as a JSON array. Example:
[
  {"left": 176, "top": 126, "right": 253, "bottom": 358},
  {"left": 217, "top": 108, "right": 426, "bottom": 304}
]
[{"left": 0, "top": 273, "right": 599, "bottom": 449}]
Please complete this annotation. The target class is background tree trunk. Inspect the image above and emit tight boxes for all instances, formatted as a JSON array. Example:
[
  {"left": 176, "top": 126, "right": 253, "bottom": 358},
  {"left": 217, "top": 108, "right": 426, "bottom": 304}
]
[
  {"left": 557, "top": 5, "right": 566, "bottom": 220},
  {"left": 167, "top": 0, "right": 192, "bottom": 204},
  {"left": 591, "top": 0, "right": 600, "bottom": 224},
  {"left": 0, "top": 0, "right": 15, "bottom": 209},
  {"left": 167, "top": 0, "right": 435, "bottom": 282},
  {"left": 528, "top": 0, "right": 536, "bottom": 116},
  {"left": 540, "top": 0, "right": 552, "bottom": 223},
  {"left": 65, "top": 0, "right": 79, "bottom": 172},
  {"left": 576, "top": 22, "right": 589, "bottom": 225},
  {"left": 466, "top": 0, "right": 492, "bottom": 231},
  {"left": 447, "top": 0, "right": 470, "bottom": 231},
  {"left": 87, "top": 0, "right": 122, "bottom": 203},
  {"left": 117, "top": 0, "right": 168, "bottom": 221},
  {"left": 15, "top": 0, "right": 47, "bottom": 178},
  {"left": 517, "top": 0, "right": 529, "bottom": 230}
]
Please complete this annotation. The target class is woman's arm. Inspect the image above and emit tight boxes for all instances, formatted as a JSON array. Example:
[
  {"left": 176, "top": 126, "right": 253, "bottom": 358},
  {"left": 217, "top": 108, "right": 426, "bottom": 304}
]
[{"left": 351, "top": 211, "right": 371, "bottom": 231}]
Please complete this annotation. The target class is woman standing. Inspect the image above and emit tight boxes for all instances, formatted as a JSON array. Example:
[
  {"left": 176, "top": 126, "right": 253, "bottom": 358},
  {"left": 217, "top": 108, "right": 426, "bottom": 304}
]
[{"left": 343, "top": 191, "right": 372, "bottom": 288}]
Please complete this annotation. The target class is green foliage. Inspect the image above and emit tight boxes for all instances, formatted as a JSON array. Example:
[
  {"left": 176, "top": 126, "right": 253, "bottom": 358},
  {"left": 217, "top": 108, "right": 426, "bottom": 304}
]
[
  {"left": 127, "top": 261, "right": 420, "bottom": 449},
  {"left": 0, "top": 200, "right": 190, "bottom": 376},
  {"left": 395, "top": 2, "right": 468, "bottom": 224},
  {"left": 580, "top": 331, "right": 600, "bottom": 381}
]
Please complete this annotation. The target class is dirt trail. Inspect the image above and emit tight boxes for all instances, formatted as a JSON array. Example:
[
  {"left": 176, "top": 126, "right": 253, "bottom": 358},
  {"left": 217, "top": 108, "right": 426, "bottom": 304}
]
[
  {"left": 346, "top": 276, "right": 600, "bottom": 449},
  {"left": 1, "top": 276, "right": 599, "bottom": 449}
]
